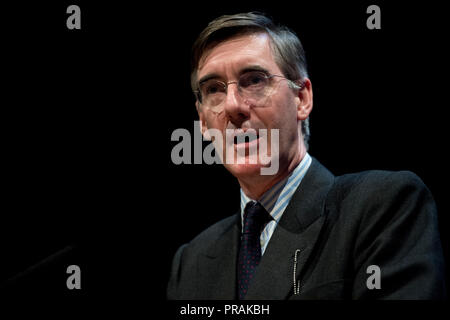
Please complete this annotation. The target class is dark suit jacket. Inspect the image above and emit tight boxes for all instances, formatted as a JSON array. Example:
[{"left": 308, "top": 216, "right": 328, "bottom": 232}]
[{"left": 167, "top": 158, "right": 446, "bottom": 299}]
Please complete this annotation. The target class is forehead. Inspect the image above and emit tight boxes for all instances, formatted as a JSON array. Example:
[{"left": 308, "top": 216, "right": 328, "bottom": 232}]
[{"left": 197, "top": 33, "right": 279, "bottom": 79}]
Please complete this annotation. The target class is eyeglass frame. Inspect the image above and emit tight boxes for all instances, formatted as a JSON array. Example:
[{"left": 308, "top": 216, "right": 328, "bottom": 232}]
[{"left": 194, "top": 71, "right": 305, "bottom": 106}]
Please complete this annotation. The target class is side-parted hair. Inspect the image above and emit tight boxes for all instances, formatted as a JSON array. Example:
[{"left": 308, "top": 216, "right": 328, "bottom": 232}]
[{"left": 190, "top": 12, "right": 311, "bottom": 148}]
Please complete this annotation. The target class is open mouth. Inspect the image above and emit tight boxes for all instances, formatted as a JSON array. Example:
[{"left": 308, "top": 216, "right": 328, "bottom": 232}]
[{"left": 233, "top": 130, "right": 259, "bottom": 145}]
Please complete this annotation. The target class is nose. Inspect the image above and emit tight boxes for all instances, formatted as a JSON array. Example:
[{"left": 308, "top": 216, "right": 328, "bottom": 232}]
[{"left": 223, "top": 82, "right": 250, "bottom": 126}]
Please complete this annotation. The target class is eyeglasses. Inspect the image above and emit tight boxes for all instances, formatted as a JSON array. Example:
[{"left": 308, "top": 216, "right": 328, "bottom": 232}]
[{"left": 195, "top": 71, "right": 303, "bottom": 113}]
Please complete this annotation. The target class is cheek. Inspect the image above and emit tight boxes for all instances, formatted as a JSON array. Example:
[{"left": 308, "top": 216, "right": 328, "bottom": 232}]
[
  {"left": 262, "top": 97, "right": 298, "bottom": 130},
  {"left": 266, "top": 102, "right": 299, "bottom": 148},
  {"left": 204, "top": 112, "right": 229, "bottom": 139},
  {"left": 204, "top": 112, "right": 222, "bottom": 129}
]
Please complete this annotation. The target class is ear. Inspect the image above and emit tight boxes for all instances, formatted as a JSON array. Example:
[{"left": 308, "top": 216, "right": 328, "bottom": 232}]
[
  {"left": 295, "top": 78, "right": 313, "bottom": 121},
  {"left": 196, "top": 100, "right": 211, "bottom": 140}
]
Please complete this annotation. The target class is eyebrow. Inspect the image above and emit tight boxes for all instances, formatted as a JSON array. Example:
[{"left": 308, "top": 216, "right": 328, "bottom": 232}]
[
  {"left": 239, "top": 65, "right": 270, "bottom": 76},
  {"left": 198, "top": 73, "right": 221, "bottom": 86},
  {"left": 198, "top": 65, "right": 270, "bottom": 86}
]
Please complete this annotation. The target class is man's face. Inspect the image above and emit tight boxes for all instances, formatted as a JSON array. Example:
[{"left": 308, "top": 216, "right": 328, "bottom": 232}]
[{"left": 196, "top": 33, "right": 312, "bottom": 180}]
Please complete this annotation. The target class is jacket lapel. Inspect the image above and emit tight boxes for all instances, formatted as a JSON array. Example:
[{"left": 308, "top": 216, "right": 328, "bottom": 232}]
[
  {"left": 197, "top": 214, "right": 240, "bottom": 299},
  {"left": 245, "top": 158, "right": 335, "bottom": 300}
]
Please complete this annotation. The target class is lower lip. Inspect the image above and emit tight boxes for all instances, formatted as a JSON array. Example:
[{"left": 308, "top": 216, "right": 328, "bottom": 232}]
[{"left": 234, "top": 136, "right": 260, "bottom": 149}]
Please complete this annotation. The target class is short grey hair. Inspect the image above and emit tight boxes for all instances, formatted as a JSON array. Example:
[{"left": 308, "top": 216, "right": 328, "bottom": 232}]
[{"left": 191, "top": 12, "right": 311, "bottom": 149}]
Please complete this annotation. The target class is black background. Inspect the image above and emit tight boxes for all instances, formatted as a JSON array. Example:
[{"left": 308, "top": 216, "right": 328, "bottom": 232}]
[{"left": 2, "top": 0, "right": 449, "bottom": 314}]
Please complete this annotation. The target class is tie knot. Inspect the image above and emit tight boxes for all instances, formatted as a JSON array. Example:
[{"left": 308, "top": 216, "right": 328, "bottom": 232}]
[{"left": 242, "top": 201, "right": 271, "bottom": 235}]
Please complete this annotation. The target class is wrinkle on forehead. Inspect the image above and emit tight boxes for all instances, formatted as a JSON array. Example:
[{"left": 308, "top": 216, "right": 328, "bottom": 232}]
[{"left": 197, "top": 33, "right": 277, "bottom": 77}]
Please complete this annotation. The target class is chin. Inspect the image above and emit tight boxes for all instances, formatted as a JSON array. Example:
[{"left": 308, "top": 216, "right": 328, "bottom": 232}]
[{"left": 225, "top": 162, "right": 265, "bottom": 179}]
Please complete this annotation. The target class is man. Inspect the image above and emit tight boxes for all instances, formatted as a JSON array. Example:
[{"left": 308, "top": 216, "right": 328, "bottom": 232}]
[{"left": 167, "top": 12, "right": 446, "bottom": 299}]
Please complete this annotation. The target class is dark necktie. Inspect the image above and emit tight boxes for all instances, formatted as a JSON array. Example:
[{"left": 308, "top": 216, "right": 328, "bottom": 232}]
[{"left": 238, "top": 201, "right": 271, "bottom": 299}]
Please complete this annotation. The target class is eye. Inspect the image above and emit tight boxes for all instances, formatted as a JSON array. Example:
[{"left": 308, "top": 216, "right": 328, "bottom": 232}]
[
  {"left": 239, "top": 72, "right": 268, "bottom": 89},
  {"left": 201, "top": 80, "right": 226, "bottom": 96}
]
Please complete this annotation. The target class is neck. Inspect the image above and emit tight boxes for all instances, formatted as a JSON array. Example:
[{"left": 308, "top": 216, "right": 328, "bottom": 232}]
[{"left": 238, "top": 147, "right": 306, "bottom": 200}]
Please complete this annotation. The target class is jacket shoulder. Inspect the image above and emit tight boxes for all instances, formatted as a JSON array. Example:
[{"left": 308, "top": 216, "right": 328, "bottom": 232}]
[
  {"left": 333, "top": 169, "right": 429, "bottom": 201},
  {"left": 326, "top": 170, "right": 444, "bottom": 299},
  {"left": 325, "top": 169, "right": 434, "bottom": 230}
]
